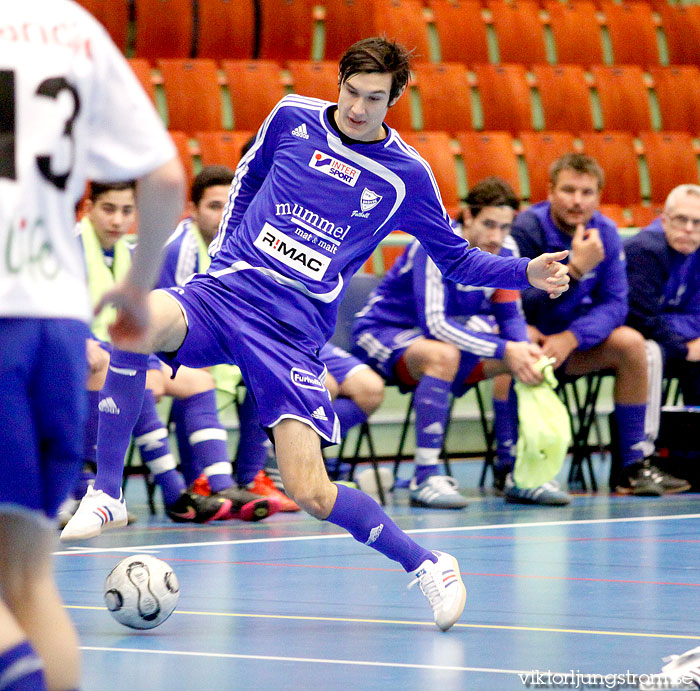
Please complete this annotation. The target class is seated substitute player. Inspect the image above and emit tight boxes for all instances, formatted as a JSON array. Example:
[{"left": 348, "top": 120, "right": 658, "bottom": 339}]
[
  {"left": 352, "top": 177, "right": 571, "bottom": 507},
  {"left": 94, "top": 37, "right": 569, "bottom": 632},
  {"left": 510, "top": 152, "right": 688, "bottom": 496},
  {"left": 0, "top": 1, "right": 185, "bottom": 689},
  {"left": 624, "top": 184, "right": 700, "bottom": 485}
]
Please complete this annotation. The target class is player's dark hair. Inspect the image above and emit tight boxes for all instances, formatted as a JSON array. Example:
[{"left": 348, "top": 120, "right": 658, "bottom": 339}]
[
  {"left": 463, "top": 177, "right": 519, "bottom": 220},
  {"left": 88, "top": 180, "right": 136, "bottom": 202},
  {"left": 549, "top": 152, "right": 605, "bottom": 190},
  {"left": 190, "top": 165, "right": 235, "bottom": 206},
  {"left": 338, "top": 36, "right": 413, "bottom": 103}
]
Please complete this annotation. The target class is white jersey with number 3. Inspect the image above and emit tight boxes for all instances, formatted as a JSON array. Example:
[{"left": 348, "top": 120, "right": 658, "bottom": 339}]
[{"left": 0, "top": 0, "right": 175, "bottom": 321}]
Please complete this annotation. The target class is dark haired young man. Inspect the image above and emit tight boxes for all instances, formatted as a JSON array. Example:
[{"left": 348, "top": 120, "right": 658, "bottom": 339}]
[{"left": 93, "top": 37, "right": 569, "bottom": 631}]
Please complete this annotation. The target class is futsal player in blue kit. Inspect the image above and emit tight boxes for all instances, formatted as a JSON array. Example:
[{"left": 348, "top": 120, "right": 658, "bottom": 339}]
[
  {"left": 0, "top": 1, "right": 185, "bottom": 688},
  {"left": 92, "top": 37, "right": 569, "bottom": 631}
]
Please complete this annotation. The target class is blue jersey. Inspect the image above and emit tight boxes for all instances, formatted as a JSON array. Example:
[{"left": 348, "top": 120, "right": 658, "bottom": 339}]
[
  {"left": 510, "top": 202, "right": 628, "bottom": 350},
  {"left": 159, "top": 218, "right": 207, "bottom": 290},
  {"left": 352, "top": 234, "right": 528, "bottom": 360},
  {"left": 206, "top": 95, "right": 530, "bottom": 348},
  {"left": 624, "top": 221, "right": 700, "bottom": 359}
]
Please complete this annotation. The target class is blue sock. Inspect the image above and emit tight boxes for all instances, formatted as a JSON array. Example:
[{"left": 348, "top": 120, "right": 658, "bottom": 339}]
[
  {"left": 333, "top": 397, "right": 367, "bottom": 437},
  {"left": 0, "top": 640, "right": 46, "bottom": 690},
  {"left": 93, "top": 349, "right": 148, "bottom": 499},
  {"left": 169, "top": 398, "right": 194, "bottom": 482},
  {"left": 615, "top": 403, "right": 646, "bottom": 468},
  {"left": 413, "top": 375, "right": 451, "bottom": 482},
  {"left": 493, "top": 388, "right": 518, "bottom": 475},
  {"left": 327, "top": 483, "right": 436, "bottom": 572},
  {"left": 235, "top": 392, "right": 270, "bottom": 486},
  {"left": 177, "top": 391, "right": 233, "bottom": 493},
  {"left": 133, "top": 389, "right": 185, "bottom": 505}
]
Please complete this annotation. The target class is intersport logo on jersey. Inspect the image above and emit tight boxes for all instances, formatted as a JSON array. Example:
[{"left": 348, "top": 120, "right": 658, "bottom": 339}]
[
  {"left": 254, "top": 223, "right": 331, "bottom": 279},
  {"left": 308, "top": 151, "right": 361, "bottom": 186}
]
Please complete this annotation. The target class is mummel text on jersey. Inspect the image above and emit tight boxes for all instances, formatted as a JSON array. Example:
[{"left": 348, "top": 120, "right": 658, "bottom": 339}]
[{"left": 206, "top": 95, "right": 531, "bottom": 347}]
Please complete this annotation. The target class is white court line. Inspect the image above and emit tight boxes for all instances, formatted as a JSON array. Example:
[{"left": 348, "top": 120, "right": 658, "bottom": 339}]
[
  {"left": 80, "top": 645, "right": 529, "bottom": 675},
  {"left": 54, "top": 512, "right": 700, "bottom": 556}
]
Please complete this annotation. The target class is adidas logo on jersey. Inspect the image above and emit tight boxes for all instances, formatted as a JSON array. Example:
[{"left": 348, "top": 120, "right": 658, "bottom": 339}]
[
  {"left": 311, "top": 406, "right": 328, "bottom": 421},
  {"left": 291, "top": 123, "right": 309, "bottom": 139},
  {"left": 98, "top": 397, "right": 120, "bottom": 415}
]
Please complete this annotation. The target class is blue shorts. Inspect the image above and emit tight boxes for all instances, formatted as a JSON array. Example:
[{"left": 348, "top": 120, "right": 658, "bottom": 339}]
[
  {"left": 320, "top": 343, "right": 369, "bottom": 385},
  {"left": 0, "top": 318, "right": 89, "bottom": 518},
  {"left": 158, "top": 275, "right": 341, "bottom": 445},
  {"left": 352, "top": 324, "right": 481, "bottom": 396}
]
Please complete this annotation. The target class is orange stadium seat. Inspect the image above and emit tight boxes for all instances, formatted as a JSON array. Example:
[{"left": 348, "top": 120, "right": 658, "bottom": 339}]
[
  {"left": 600, "top": 2, "right": 660, "bottom": 67},
  {"left": 372, "top": 0, "right": 432, "bottom": 62},
  {"left": 196, "top": 131, "right": 256, "bottom": 170},
  {"left": 288, "top": 61, "right": 340, "bottom": 102},
  {"left": 487, "top": 0, "right": 547, "bottom": 65},
  {"left": 591, "top": 65, "right": 652, "bottom": 133},
  {"left": 384, "top": 80, "right": 415, "bottom": 133},
  {"left": 519, "top": 131, "right": 577, "bottom": 202},
  {"left": 321, "top": 0, "right": 375, "bottom": 60},
  {"left": 629, "top": 203, "right": 662, "bottom": 229},
  {"left": 169, "top": 131, "right": 195, "bottom": 186},
  {"left": 221, "top": 60, "right": 286, "bottom": 131},
  {"left": 196, "top": 0, "right": 256, "bottom": 59},
  {"left": 533, "top": 64, "right": 594, "bottom": 132},
  {"left": 257, "top": 0, "right": 316, "bottom": 61},
  {"left": 430, "top": 0, "right": 490, "bottom": 65},
  {"left": 456, "top": 131, "right": 521, "bottom": 196},
  {"left": 544, "top": 1, "right": 603, "bottom": 67},
  {"left": 649, "top": 66, "right": 700, "bottom": 134},
  {"left": 657, "top": 5, "right": 700, "bottom": 66},
  {"left": 158, "top": 59, "right": 223, "bottom": 131},
  {"left": 579, "top": 131, "right": 641, "bottom": 205},
  {"left": 75, "top": 0, "right": 130, "bottom": 52},
  {"left": 640, "top": 132, "right": 700, "bottom": 204},
  {"left": 401, "top": 132, "right": 461, "bottom": 210},
  {"left": 412, "top": 63, "right": 473, "bottom": 134},
  {"left": 599, "top": 204, "right": 629, "bottom": 228},
  {"left": 364, "top": 231, "right": 411, "bottom": 274},
  {"left": 127, "top": 58, "right": 156, "bottom": 104},
  {"left": 133, "top": 0, "right": 194, "bottom": 60},
  {"left": 473, "top": 64, "right": 532, "bottom": 134}
]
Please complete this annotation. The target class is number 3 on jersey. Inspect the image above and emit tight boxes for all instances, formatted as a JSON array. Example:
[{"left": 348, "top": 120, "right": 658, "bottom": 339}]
[{"left": 0, "top": 69, "right": 81, "bottom": 189}]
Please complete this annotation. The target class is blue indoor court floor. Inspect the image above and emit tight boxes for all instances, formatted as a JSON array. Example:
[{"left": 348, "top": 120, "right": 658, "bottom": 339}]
[{"left": 55, "top": 461, "right": 700, "bottom": 691}]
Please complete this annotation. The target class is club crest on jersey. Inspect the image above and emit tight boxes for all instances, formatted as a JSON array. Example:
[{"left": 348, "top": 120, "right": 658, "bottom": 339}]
[
  {"left": 254, "top": 223, "right": 331, "bottom": 279},
  {"left": 308, "top": 150, "right": 361, "bottom": 187},
  {"left": 351, "top": 188, "right": 382, "bottom": 218},
  {"left": 290, "top": 368, "right": 325, "bottom": 391}
]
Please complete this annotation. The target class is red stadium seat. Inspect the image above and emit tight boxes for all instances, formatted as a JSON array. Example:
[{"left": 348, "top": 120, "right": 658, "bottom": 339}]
[
  {"left": 372, "top": 0, "right": 432, "bottom": 62},
  {"left": 629, "top": 203, "right": 662, "bottom": 229},
  {"left": 657, "top": 5, "right": 700, "bottom": 66},
  {"left": 430, "top": 0, "right": 490, "bottom": 65},
  {"left": 401, "top": 132, "right": 461, "bottom": 209},
  {"left": 127, "top": 58, "right": 157, "bottom": 104},
  {"left": 488, "top": 0, "right": 547, "bottom": 65},
  {"left": 75, "top": 0, "right": 130, "bottom": 52},
  {"left": 601, "top": 2, "right": 660, "bottom": 67},
  {"left": 456, "top": 131, "right": 521, "bottom": 196},
  {"left": 545, "top": 1, "right": 603, "bottom": 67},
  {"left": 169, "top": 131, "right": 195, "bottom": 186},
  {"left": 221, "top": 60, "right": 286, "bottom": 131},
  {"left": 473, "top": 64, "right": 533, "bottom": 134},
  {"left": 599, "top": 204, "right": 629, "bottom": 228},
  {"left": 533, "top": 64, "right": 594, "bottom": 132},
  {"left": 519, "top": 131, "right": 577, "bottom": 202},
  {"left": 288, "top": 61, "right": 339, "bottom": 102},
  {"left": 321, "top": 0, "right": 375, "bottom": 61},
  {"left": 196, "top": 131, "right": 256, "bottom": 170},
  {"left": 412, "top": 63, "right": 473, "bottom": 134},
  {"left": 158, "top": 59, "right": 223, "bottom": 132},
  {"left": 649, "top": 66, "right": 700, "bottom": 135},
  {"left": 134, "top": 0, "right": 194, "bottom": 59},
  {"left": 579, "top": 131, "right": 641, "bottom": 205},
  {"left": 640, "top": 132, "right": 700, "bottom": 204},
  {"left": 257, "top": 0, "right": 316, "bottom": 61},
  {"left": 591, "top": 65, "right": 652, "bottom": 133},
  {"left": 196, "top": 0, "right": 256, "bottom": 59}
]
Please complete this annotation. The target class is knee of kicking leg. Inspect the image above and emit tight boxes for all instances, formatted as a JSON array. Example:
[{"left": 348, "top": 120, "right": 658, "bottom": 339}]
[{"left": 283, "top": 477, "right": 336, "bottom": 519}]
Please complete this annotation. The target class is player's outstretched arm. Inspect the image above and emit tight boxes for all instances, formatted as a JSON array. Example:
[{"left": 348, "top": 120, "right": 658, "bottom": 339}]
[{"left": 526, "top": 250, "right": 570, "bottom": 299}]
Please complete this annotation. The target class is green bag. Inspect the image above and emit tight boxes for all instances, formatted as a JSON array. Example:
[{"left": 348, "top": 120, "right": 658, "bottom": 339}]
[{"left": 513, "top": 357, "right": 572, "bottom": 489}]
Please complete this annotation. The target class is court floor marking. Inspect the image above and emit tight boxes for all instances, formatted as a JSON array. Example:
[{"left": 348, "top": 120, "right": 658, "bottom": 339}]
[
  {"left": 67, "top": 604, "right": 700, "bottom": 641},
  {"left": 54, "top": 512, "right": 700, "bottom": 556}
]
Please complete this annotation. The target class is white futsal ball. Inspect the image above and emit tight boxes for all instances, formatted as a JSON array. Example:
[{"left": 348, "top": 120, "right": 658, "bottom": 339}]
[{"left": 104, "top": 554, "right": 180, "bottom": 629}]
